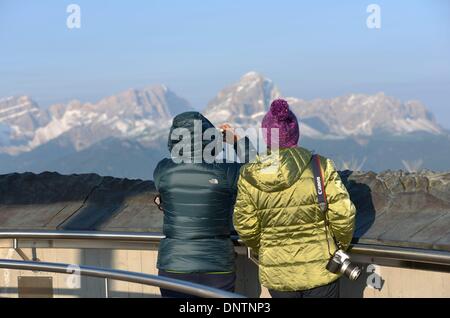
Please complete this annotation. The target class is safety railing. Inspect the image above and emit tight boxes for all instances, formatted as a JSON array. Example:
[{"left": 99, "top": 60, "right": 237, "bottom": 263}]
[
  {"left": 349, "top": 243, "right": 450, "bottom": 266},
  {"left": 0, "top": 259, "right": 245, "bottom": 298},
  {"left": 0, "top": 230, "right": 450, "bottom": 266},
  {"left": 0, "top": 230, "right": 164, "bottom": 242}
]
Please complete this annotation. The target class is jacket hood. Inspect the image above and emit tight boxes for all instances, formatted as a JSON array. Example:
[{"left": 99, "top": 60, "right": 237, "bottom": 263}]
[
  {"left": 168, "top": 112, "right": 219, "bottom": 161},
  {"left": 241, "top": 147, "right": 313, "bottom": 193}
]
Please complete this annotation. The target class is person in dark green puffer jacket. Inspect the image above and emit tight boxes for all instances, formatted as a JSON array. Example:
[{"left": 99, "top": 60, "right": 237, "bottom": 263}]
[{"left": 153, "top": 111, "right": 254, "bottom": 298}]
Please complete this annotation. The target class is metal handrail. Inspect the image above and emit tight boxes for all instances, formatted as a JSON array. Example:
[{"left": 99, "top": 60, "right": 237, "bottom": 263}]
[
  {"left": 0, "top": 259, "right": 245, "bottom": 298},
  {"left": 349, "top": 244, "right": 450, "bottom": 266},
  {"left": 0, "top": 230, "right": 164, "bottom": 242},
  {"left": 1, "top": 230, "right": 450, "bottom": 266}
]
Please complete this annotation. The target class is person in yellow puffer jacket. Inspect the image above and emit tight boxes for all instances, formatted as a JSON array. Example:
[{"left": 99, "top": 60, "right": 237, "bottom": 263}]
[{"left": 233, "top": 99, "right": 356, "bottom": 298}]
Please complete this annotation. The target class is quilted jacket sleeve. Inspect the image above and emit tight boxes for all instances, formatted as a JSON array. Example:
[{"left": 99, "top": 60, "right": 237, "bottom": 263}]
[
  {"left": 233, "top": 175, "right": 261, "bottom": 251},
  {"left": 153, "top": 160, "right": 164, "bottom": 191},
  {"left": 323, "top": 159, "right": 356, "bottom": 250}
]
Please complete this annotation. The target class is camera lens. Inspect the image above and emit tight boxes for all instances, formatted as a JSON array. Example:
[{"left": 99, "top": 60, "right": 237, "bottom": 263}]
[
  {"left": 326, "top": 258, "right": 341, "bottom": 274},
  {"left": 341, "top": 261, "right": 361, "bottom": 281}
]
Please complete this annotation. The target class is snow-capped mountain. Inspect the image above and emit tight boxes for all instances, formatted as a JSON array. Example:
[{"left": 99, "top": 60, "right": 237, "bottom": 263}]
[
  {"left": 204, "top": 72, "right": 445, "bottom": 138},
  {"left": 0, "top": 71, "right": 449, "bottom": 178},
  {"left": 204, "top": 72, "right": 281, "bottom": 126},
  {"left": 0, "top": 96, "right": 49, "bottom": 149},
  {"left": 287, "top": 93, "right": 444, "bottom": 137},
  {"left": 0, "top": 85, "right": 191, "bottom": 155}
]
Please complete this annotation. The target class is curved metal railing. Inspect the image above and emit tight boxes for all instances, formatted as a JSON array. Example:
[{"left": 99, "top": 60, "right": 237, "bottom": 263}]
[
  {"left": 349, "top": 243, "right": 450, "bottom": 266},
  {"left": 0, "top": 259, "right": 245, "bottom": 298},
  {"left": 0, "top": 230, "right": 164, "bottom": 242},
  {"left": 0, "top": 230, "right": 449, "bottom": 266}
]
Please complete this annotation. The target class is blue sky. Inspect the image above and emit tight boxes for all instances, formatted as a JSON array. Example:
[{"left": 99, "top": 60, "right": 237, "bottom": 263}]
[{"left": 1, "top": 0, "right": 450, "bottom": 127}]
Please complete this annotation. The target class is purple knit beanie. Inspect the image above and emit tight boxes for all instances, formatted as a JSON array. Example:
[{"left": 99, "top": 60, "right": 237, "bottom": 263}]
[{"left": 262, "top": 99, "right": 300, "bottom": 149}]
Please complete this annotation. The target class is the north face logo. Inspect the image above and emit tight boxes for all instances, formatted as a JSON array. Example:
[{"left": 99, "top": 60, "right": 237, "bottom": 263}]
[{"left": 209, "top": 179, "right": 219, "bottom": 185}]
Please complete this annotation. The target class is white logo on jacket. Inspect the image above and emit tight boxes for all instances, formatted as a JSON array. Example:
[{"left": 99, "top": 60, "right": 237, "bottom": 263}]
[
  {"left": 316, "top": 177, "right": 323, "bottom": 195},
  {"left": 209, "top": 178, "right": 219, "bottom": 185}
]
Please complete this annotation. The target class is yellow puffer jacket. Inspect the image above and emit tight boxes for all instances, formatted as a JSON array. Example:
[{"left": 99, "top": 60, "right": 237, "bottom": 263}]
[{"left": 233, "top": 147, "right": 356, "bottom": 291}]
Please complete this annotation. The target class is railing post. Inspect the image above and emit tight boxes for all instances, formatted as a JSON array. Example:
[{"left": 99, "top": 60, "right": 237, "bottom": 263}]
[
  {"left": 104, "top": 278, "right": 109, "bottom": 298},
  {"left": 13, "top": 238, "right": 31, "bottom": 262}
]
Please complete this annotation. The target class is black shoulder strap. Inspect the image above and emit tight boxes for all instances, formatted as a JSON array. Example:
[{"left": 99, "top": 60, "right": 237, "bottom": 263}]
[
  {"left": 312, "top": 155, "right": 338, "bottom": 253},
  {"left": 311, "top": 154, "right": 328, "bottom": 213}
]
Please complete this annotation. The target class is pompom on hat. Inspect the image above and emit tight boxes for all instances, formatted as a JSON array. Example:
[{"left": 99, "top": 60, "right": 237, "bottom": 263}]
[{"left": 262, "top": 99, "right": 300, "bottom": 149}]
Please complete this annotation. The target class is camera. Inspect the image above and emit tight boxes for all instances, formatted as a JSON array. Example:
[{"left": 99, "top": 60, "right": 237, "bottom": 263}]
[{"left": 326, "top": 250, "right": 361, "bottom": 281}]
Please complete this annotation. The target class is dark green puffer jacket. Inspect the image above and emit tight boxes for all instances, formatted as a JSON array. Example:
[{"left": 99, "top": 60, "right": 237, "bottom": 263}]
[{"left": 153, "top": 112, "right": 251, "bottom": 273}]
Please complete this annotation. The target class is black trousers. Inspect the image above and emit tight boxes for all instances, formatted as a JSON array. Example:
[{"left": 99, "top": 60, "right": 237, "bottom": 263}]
[
  {"left": 158, "top": 270, "right": 236, "bottom": 298},
  {"left": 269, "top": 280, "right": 340, "bottom": 298}
]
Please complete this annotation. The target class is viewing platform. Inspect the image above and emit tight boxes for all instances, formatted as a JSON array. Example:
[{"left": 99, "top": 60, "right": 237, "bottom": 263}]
[{"left": 0, "top": 171, "right": 449, "bottom": 298}]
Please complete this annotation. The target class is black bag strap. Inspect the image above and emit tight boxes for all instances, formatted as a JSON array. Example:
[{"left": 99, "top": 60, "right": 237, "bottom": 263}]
[
  {"left": 311, "top": 155, "right": 341, "bottom": 252},
  {"left": 311, "top": 154, "right": 328, "bottom": 214}
]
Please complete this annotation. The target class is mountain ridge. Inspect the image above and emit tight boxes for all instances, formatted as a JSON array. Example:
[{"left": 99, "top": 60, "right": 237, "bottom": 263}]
[
  {"left": 204, "top": 72, "right": 445, "bottom": 138},
  {"left": 0, "top": 71, "right": 449, "bottom": 176},
  {"left": 0, "top": 85, "right": 191, "bottom": 155}
]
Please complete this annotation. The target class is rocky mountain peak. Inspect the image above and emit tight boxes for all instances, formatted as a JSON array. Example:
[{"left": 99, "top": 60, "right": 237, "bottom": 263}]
[
  {"left": 0, "top": 96, "right": 48, "bottom": 149},
  {"left": 204, "top": 71, "right": 281, "bottom": 125},
  {"left": 204, "top": 73, "right": 445, "bottom": 137},
  {"left": 240, "top": 71, "right": 269, "bottom": 83},
  {"left": 0, "top": 95, "right": 42, "bottom": 123},
  {"left": 0, "top": 86, "right": 192, "bottom": 155},
  {"left": 288, "top": 92, "right": 444, "bottom": 137}
]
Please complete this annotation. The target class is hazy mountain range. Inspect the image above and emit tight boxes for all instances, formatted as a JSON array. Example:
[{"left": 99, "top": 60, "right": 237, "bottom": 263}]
[{"left": 1, "top": 72, "right": 449, "bottom": 179}]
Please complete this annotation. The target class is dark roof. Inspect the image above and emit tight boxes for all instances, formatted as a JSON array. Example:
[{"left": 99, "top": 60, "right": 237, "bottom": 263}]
[{"left": 0, "top": 170, "right": 449, "bottom": 251}]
